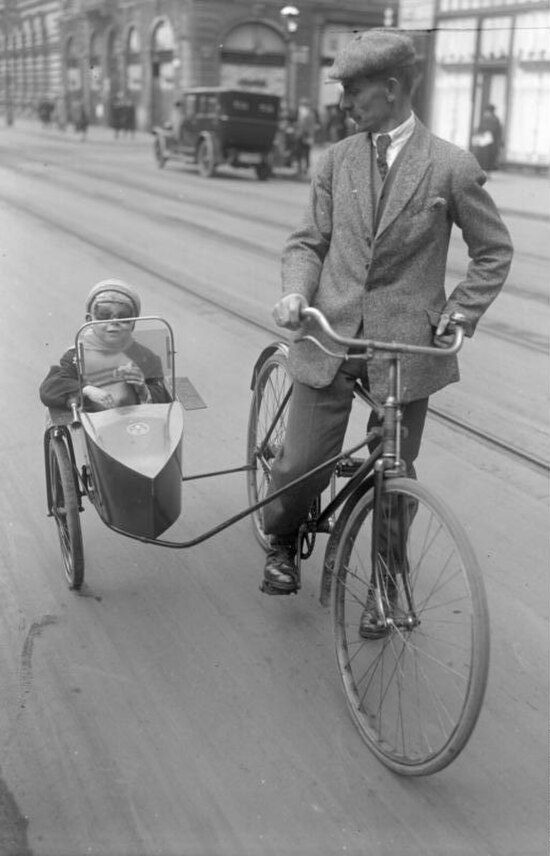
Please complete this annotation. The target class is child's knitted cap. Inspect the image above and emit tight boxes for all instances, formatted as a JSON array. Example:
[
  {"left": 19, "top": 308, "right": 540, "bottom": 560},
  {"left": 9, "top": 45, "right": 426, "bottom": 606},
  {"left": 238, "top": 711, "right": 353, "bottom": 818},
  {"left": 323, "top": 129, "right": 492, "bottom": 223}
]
[{"left": 85, "top": 279, "right": 141, "bottom": 316}]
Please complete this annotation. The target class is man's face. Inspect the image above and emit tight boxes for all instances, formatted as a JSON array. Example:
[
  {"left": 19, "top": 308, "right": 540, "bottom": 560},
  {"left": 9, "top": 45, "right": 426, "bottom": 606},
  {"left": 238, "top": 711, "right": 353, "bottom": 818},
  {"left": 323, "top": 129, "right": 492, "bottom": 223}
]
[{"left": 340, "top": 75, "right": 394, "bottom": 133}]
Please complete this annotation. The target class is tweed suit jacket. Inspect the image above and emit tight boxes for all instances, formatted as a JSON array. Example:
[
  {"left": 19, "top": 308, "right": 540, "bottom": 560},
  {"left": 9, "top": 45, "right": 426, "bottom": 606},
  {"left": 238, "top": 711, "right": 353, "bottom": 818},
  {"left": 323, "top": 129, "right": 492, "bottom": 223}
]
[{"left": 282, "top": 120, "right": 513, "bottom": 402}]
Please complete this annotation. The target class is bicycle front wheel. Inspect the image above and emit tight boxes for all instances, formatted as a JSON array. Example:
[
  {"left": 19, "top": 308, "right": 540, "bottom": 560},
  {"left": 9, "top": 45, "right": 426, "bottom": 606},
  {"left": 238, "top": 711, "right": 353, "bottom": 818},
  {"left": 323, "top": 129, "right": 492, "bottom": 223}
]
[
  {"left": 246, "top": 350, "right": 292, "bottom": 550},
  {"left": 332, "top": 478, "right": 489, "bottom": 776}
]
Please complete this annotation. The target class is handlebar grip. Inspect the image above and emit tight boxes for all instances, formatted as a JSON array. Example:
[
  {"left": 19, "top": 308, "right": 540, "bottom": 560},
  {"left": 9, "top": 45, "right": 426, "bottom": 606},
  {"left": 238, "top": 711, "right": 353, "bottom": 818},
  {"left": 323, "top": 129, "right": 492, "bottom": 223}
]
[{"left": 67, "top": 397, "right": 81, "bottom": 428}]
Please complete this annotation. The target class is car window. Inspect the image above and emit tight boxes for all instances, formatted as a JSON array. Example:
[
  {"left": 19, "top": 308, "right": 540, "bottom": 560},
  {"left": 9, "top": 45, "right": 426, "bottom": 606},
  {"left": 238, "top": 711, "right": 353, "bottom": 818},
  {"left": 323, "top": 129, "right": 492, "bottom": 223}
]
[
  {"left": 184, "top": 94, "right": 197, "bottom": 116},
  {"left": 206, "top": 95, "right": 218, "bottom": 116}
]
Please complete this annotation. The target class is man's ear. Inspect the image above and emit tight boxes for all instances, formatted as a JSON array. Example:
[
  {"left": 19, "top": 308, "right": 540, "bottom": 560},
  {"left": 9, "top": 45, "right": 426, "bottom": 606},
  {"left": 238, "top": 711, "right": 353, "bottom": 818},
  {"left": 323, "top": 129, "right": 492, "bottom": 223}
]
[{"left": 386, "top": 77, "right": 399, "bottom": 102}]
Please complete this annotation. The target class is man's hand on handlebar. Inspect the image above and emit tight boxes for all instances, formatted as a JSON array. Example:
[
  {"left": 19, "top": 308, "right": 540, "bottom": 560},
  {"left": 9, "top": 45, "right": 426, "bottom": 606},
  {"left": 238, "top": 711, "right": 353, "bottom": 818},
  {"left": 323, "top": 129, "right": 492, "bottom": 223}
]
[
  {"left": 434, "top": 312, "right": 464, "bottom": 349},
  {"left": 272, "top": 294, "right": 309, "bottom": 331}
]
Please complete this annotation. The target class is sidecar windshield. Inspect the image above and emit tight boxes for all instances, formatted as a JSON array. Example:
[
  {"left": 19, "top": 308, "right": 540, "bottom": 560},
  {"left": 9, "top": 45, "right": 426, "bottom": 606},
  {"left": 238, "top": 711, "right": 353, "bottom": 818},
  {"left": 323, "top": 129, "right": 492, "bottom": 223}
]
[{"left": 75, "top": 316, "right": 177, "bottom": 401}]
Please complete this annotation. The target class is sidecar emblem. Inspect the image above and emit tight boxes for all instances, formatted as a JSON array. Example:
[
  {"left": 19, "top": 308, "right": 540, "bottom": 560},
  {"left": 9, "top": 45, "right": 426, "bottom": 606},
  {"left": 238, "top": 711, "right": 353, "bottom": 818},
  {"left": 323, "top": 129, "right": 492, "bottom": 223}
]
[{"left": 127, "top": 421, "right": 150, "bottom": 436}]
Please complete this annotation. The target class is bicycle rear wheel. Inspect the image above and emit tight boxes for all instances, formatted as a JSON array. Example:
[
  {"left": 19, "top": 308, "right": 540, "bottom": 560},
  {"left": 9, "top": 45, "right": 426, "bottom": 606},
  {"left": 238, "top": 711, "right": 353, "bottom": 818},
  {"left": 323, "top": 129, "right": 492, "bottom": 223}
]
[
  {"left": 49, "top": 436, "right": 84, "bottom": 589},
  {"left": 332, "top": 478, "right": 489, "bottom": 776},
  {"left": 246, "top": 350, "right": 292, "bottom": 550}
]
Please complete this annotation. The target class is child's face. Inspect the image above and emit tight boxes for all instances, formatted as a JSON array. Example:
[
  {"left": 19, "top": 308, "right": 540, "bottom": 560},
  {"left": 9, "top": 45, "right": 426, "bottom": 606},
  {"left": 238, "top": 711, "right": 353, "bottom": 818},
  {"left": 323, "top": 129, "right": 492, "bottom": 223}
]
[{"left": 91, "top": 300, "right": 135, "bottom": 346}]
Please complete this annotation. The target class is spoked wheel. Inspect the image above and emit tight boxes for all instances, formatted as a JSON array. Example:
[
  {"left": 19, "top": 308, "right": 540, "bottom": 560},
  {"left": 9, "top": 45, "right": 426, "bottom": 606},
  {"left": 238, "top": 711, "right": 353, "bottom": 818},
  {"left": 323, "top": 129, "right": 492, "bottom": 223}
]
[
  {"left": 49, "top": 437, "right": 84, "bottom": 590},
  {"left": 197, "top": 138, "right": 216, "bottom": 177},
  {"left": 331, "top": 477, "right": 489, "bottom": 776},
  {"left": 255, "top": 161, "right": 270, "bottom": 181},
  {"left": 246, "top": 350, "right": 292, "bottom": 551}
]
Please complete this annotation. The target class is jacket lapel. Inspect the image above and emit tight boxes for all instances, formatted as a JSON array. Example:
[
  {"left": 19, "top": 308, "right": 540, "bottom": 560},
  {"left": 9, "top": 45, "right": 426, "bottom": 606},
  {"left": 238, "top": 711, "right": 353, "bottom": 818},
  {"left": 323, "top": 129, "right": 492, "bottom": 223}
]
[
  {"left": 375, "top": 121, "right": 432, "bottom": 239},
  {"left": 345, "top": 133, "right": 375, "bottom": 236}
]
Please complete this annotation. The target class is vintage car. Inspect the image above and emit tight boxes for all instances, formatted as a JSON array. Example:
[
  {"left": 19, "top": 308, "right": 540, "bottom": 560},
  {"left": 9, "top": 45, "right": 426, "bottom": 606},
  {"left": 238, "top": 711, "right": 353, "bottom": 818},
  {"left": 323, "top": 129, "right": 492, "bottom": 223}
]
[{"left": 152, "top": 88, "right": 280, "bottom": 180}]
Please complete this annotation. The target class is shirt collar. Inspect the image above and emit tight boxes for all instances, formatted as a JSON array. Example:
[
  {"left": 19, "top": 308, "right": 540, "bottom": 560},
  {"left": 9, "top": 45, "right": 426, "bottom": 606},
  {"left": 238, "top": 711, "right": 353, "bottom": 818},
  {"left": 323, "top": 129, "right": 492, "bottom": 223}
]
[{"left": 371, "top": 112, "right": 415, "bottom": 147}]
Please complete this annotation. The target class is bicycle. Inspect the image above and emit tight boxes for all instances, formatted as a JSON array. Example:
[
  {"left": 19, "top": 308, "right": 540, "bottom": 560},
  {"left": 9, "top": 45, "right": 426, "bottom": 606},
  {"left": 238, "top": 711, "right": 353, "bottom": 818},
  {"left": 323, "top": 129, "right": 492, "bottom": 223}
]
[{"left": 246, "top": 307, "right": 490, "bottom": 776}]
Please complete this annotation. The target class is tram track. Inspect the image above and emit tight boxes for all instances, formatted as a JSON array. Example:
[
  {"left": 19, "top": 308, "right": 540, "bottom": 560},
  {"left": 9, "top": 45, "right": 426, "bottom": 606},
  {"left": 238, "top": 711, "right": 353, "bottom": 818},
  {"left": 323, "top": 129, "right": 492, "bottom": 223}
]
[
  {"left": 2, "top": 151, "right": 548, "bottom": 358},
  {"left": 1, "top": 141, "right": 548, "bottom": 281},
  {"left": 3, "top": 184, "right": 547, "bottom": 477}
]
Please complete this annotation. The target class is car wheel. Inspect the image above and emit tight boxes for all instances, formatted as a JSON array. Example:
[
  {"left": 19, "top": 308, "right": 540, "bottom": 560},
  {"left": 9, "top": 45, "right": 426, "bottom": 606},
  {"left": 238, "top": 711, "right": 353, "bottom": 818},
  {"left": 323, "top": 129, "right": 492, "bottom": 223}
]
[
  {"left": 255, "top": 161, "right": 270, "bottom": 181},
  {"left": 197, "top": 138, "right": 215, "bottom": 177}
]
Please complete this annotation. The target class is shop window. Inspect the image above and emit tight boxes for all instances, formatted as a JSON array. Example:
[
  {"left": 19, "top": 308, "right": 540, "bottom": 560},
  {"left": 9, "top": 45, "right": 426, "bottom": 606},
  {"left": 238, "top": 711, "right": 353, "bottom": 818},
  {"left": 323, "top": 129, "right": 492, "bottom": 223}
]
[
  {"left": 479, "top": 17, "right": 512, "bottom": 61},
  {"left": 507, "top": 10, "right": 550, "bottom": 166},
  {"left": 183, "top": 93, "right": 196, "bottom": 115}
]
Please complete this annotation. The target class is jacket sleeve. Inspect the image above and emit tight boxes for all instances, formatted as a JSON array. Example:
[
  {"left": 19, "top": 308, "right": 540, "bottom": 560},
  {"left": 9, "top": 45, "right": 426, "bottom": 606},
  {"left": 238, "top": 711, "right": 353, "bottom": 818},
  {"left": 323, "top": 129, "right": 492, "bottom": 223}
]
[
  {"left": 444, "top": 151, "right": 513, "bottom": 335},
  {"left": 281, "top": 147, "right": 333, "bottom": 300},
  {"left": 39, "top": 349, "right": 80, "bottom": 409}
]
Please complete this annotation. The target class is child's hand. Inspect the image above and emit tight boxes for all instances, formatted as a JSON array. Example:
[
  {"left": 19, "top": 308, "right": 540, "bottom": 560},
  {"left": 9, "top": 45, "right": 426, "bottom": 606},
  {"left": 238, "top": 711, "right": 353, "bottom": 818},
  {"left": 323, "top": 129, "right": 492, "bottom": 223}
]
[
  {"left": 113, "top": 362, "right": 150, "bottom": 403},
  {"left": 114, "top": 362, "right": 145, "bottom": 386},
  {"left": 83, "top": 385, "right": 115, "bottom": 409}
]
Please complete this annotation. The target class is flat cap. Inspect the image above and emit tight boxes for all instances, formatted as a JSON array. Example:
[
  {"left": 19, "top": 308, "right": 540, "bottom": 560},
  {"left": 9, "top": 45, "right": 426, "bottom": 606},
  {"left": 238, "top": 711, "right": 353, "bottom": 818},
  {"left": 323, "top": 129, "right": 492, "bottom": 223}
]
[{"left": 328, "top": 29, "right": 416, "bottom": 82}]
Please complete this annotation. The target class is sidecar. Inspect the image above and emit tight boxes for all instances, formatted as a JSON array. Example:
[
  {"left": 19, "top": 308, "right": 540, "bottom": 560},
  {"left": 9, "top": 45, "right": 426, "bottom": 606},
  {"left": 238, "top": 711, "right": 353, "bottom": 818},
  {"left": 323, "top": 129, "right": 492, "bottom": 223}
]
[
  {"left": 44, "top": 317, "right": 205, "bottom": 589},
  {"left": 80, "top": 401, "right": 184, "bottom": 540}
]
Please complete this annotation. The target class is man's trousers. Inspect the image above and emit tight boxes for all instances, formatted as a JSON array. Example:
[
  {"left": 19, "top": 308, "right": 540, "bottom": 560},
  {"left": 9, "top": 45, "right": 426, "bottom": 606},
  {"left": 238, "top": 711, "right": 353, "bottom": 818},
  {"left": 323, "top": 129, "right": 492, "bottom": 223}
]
[{"left": 262, "top": 358, "right": 429, "bottom": 539}]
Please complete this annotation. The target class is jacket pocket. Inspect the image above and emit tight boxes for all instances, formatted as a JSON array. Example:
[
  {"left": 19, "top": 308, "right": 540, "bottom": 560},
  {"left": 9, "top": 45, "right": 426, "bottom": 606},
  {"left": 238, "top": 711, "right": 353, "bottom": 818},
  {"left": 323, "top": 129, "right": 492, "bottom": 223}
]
[{"left": 409, "top": 196, "right": 448, "bottom": 217}]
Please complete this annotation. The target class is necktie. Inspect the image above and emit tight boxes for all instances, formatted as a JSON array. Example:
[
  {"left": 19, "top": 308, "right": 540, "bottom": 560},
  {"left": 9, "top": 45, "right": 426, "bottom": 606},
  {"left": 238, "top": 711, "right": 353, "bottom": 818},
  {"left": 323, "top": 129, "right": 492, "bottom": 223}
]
[{"left": 375, "top": 134, "right": 392, "bottom": 180}]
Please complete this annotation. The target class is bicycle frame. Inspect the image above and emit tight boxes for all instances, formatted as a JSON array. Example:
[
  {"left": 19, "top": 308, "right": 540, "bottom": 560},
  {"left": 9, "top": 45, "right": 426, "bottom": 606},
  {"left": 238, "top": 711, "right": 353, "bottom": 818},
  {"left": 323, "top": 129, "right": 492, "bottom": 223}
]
[{"left": 293, "top": 307, "right": 465, "bottom": 606}]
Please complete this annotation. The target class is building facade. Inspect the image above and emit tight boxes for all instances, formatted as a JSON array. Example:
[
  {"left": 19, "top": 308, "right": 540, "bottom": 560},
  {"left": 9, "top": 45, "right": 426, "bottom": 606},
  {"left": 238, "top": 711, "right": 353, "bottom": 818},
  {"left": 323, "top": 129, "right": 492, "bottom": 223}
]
[
  {"left": 2, "top": 0, "right": 548, "bottom": 169},
  {"left": 401, "top": 0, "right": 550, "bottom": 170},
  {"left": 1, "top": 0, "right": 399, "bottom": 130},
  {"left": 1, "top": 0, "right": 64, "bottom": 121}
]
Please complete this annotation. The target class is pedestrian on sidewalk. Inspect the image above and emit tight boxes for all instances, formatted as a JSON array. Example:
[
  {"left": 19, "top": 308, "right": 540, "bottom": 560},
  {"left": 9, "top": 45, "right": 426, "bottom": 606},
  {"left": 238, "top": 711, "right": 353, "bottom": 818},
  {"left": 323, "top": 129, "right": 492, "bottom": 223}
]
[
  {"left": 73, "top": 101, "right": 89, "bottom": 141},
  {"left": 261, "top": 30, "right": 513, "bottom": 630},
  {"left": 295, "top": 97, "right": 318, "bottom": 177},
  {"left": 473, "top": 104, "right": 503, "bottom": 175}
]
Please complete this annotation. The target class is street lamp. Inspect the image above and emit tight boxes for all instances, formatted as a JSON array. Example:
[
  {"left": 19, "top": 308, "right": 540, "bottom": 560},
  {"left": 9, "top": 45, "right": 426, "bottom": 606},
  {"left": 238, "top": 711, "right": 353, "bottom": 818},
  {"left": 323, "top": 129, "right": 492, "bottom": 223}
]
[
  {"left": 280, "top": 5, "right": 300, "bottom": 35},
  {"left": 280, "top": 5, "right": 300, "bottom": 113}
]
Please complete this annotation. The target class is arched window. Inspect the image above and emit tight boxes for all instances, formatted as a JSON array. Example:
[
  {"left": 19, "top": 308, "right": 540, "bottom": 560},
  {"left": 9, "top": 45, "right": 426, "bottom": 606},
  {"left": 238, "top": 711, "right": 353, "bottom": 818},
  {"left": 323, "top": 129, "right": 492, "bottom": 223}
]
[
  {"left": 151, "top": 19, "right": 175, "bottom": 126},
  {"left": 220, "top": 22, "right": 286, "bottom": 96},
  {"left": 90, "top": 31, "right": 102, "bottom": 92},
  {"left": 126, "top": 26, "right": 142, "bottom": 93},
  {"left": 128, "top": 26, "right": 140, "bottom": 55},
  {"left": 34, "top": 17, "right": 42, "bottom": 47},
  {"left": 66, "top": 36, "right": 82, "bottom": 93},
  {"left": 152, "top": 20, "right": 174, "bottom": 53},
  {"left": 221, "top": 22, "right": 285, "bottom": 65}
]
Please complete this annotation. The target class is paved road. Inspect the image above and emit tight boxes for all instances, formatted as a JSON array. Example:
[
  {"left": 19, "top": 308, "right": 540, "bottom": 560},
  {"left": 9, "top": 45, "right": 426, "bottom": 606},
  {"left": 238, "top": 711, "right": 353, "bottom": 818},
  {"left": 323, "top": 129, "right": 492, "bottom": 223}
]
[{"left": 0, "top": 127, "right": 547, "bottom": 856}]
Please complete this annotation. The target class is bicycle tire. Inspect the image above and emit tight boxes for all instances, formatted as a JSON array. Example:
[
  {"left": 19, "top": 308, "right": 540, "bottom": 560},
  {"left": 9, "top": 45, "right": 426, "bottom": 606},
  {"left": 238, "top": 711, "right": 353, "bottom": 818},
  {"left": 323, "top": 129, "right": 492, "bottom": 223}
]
[
  {"left": 246, "top": 350, "right": 292, "bottom": 551},
  {"left": 331, "top": 477, "right": 489, "bottom": 776},
  {"left": 49, "top": 437, "right": 85, "bottom": 589}
]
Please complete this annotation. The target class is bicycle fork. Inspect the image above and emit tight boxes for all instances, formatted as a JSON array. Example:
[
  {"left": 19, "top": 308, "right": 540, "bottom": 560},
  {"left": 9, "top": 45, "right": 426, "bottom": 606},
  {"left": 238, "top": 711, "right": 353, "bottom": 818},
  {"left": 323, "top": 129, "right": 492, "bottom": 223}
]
[{"left": 370, "top": 360, "right": 419, "bottom": 631}]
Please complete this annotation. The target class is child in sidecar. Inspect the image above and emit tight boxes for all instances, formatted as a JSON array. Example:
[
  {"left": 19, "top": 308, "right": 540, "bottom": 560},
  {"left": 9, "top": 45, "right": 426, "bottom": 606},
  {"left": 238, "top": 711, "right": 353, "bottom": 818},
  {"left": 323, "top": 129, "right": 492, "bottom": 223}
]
[{"left": 40, "top": 279, "right": 171, "bottom": 410}]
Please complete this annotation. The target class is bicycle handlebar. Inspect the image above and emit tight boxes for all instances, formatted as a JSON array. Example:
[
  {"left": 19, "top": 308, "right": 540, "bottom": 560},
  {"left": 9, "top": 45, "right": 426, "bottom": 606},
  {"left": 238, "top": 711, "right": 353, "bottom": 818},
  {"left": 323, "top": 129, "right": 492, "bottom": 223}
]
[{"left": 297, "top": 307, "right": 465, "bottom": 357}]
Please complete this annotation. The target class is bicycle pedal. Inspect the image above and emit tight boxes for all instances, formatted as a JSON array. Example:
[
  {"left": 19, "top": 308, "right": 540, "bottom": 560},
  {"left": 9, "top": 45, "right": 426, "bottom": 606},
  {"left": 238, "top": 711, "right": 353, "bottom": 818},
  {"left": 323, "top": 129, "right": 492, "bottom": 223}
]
[
  {"left": 336, "top": 457, "right": 364, "bottom": 478},
  {"left": 260, "top": 580, "right": 299, "bottom": 596}
]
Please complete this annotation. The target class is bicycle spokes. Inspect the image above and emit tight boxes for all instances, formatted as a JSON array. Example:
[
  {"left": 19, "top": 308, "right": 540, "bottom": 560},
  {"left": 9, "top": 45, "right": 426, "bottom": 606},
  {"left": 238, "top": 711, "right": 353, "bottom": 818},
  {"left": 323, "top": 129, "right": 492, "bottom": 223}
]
[{"left": 332, "top": 479, "right": 489, "bottom": 776}]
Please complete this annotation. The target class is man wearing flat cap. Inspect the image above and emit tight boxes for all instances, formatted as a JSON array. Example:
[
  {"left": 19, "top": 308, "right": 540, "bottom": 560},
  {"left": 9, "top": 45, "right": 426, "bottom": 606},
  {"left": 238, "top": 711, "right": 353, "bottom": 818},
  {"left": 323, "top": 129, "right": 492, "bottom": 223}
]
[{"left": 261, "top": 30, "right": 513, "bottom": 612}]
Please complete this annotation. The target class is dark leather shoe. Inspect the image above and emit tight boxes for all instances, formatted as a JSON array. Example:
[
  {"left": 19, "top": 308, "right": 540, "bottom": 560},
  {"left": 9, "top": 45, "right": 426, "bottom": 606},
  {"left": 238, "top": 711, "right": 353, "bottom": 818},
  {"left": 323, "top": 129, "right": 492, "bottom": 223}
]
[
  {"left": 263, "top": 540, "right": 298, "bottom": 594},
  {"left": 359, "top": 581, "right": 398, "bottom": 639}
]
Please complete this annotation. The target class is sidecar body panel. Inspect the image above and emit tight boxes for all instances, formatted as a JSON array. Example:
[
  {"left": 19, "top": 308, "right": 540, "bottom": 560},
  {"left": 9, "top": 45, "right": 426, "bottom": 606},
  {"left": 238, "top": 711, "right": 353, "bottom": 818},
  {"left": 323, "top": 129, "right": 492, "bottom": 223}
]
[{"left": 81, "top": 402, "right": 184, "bottom": 539}]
